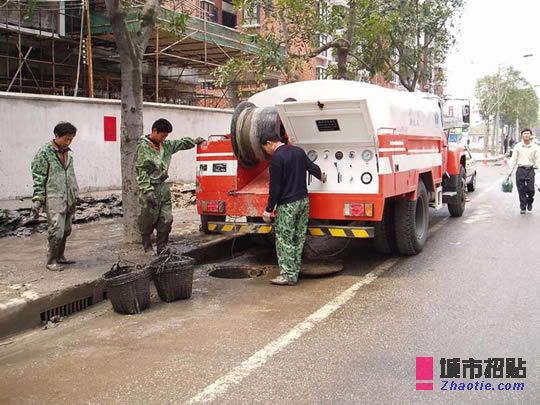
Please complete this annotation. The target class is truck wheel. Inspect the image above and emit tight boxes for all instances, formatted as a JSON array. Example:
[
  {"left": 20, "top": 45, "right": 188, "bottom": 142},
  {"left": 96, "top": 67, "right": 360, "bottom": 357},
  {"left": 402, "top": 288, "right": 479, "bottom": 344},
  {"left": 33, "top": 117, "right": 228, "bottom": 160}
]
[
  {"left": 467, "top": 172, "right": 477, "bottom": 192},
  {"left": 448, "top": 165, "right": 466, "bottom": 217},
  {"left": 374, "top": 200, "right": 397, "bottom": 254},
  {"left": 200, "top": 215, "right": 225, "bottom": 234},
  {"left": 394, "top": 181, "right": 429, "bottom": 256}
]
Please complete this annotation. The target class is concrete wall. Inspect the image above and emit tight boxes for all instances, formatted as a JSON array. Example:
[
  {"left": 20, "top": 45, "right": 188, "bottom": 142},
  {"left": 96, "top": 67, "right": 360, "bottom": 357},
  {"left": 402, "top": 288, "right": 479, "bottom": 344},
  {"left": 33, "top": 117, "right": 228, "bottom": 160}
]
[{"left": 0, "top": 93, "right": 233, "bottom": 200}]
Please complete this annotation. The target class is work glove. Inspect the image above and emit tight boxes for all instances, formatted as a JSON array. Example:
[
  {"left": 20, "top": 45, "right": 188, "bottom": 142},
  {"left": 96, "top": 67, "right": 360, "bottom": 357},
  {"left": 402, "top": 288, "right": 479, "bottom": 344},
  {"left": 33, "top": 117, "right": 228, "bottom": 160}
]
[
  {"left": 31, "top": 200, "right": 42, "bottom": 219},
  {"left": 144, "top": 191, "right": 159, "bottom": 208},
  {"left": 194, "top": 137, "right": 206, "bottom": 145}
]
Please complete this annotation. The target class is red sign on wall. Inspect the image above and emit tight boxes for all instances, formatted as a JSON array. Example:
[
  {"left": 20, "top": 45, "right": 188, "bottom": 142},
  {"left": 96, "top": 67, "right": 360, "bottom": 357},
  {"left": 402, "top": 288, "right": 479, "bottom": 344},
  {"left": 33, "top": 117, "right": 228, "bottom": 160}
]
[{"left": 104, "top": 116, "right": 117, "bottom": 142}]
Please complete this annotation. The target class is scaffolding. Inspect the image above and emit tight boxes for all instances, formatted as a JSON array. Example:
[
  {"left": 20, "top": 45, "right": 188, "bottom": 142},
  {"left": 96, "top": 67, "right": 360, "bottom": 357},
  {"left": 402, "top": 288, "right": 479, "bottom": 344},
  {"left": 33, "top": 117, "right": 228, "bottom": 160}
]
[{"left": 0, "top": 0, "right": 260, "bottom": 107}]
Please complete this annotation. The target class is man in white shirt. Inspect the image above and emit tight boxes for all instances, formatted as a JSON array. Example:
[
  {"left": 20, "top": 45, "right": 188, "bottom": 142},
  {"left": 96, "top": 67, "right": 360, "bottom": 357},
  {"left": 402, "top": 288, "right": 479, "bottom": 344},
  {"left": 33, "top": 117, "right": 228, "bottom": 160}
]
[{"left": 507, "top": 128, "right": 540, "bottom": 214}]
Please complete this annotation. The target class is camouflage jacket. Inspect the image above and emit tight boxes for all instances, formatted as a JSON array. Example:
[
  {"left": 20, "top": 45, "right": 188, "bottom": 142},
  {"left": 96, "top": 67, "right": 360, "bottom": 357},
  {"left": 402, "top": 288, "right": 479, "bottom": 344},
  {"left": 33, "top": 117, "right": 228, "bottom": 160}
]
[
  {"left": 31, "top": 141, "right": 79, "bottom": 206},
  {"left": 136, "top": 135, "right": 196, "bottom": 194}
]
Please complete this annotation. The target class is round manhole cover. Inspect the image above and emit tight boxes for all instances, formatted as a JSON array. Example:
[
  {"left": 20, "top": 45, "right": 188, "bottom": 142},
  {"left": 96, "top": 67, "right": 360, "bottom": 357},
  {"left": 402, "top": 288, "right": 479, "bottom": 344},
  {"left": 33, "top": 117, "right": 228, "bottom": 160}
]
[{"left": 209, "top": 265, "right": 264, "bottom": 279}]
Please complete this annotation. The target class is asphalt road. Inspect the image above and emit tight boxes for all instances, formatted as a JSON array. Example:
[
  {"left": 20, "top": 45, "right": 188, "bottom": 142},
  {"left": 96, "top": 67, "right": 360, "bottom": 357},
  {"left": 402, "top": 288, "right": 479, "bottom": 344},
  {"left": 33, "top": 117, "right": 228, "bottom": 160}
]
[{"left": 1, "top": 162, "right": 538, "bottom": 404}]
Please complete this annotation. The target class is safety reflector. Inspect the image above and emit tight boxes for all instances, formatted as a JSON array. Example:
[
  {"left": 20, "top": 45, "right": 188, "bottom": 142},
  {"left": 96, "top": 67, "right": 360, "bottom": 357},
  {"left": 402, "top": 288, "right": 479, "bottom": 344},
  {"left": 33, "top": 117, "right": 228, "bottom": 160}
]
[
  {"left": 344, "top": 203, "right": 374, "bottom": 217},
  {"left": 202, "top": 200, "right": 225, "bottom": 213}
]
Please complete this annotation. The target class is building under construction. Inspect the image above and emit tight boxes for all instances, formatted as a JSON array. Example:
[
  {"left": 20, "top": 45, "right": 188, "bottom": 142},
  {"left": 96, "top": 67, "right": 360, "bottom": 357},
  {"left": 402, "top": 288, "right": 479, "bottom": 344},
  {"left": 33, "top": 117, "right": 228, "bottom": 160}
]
[{"left": 0, "top": 0, "right": 265, "bottom": 107}]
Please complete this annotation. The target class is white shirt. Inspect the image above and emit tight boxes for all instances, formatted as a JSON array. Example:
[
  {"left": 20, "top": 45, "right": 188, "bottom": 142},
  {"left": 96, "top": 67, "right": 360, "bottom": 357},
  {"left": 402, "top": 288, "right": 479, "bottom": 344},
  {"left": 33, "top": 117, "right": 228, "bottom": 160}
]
[{"left": 509, "top": 142, "right": 540, "bottom": 173}]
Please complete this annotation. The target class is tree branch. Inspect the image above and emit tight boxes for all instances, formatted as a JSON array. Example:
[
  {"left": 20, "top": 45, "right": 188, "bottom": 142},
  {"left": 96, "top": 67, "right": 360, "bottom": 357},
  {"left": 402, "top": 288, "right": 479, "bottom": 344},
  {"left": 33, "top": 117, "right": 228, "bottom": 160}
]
[
  {"left": 137, "top": 0, "right": 160, "bottom": 53},
  {"left": 104, "top": 0, "right": 136, "bottom": 61}
]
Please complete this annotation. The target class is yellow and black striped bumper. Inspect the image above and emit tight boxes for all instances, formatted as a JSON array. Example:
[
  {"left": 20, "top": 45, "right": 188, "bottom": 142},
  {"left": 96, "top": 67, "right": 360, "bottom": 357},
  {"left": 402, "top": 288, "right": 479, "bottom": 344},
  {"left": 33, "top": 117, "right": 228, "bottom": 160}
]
[{"left": 206, "top": 222, "right": 374, "bottom": 238}]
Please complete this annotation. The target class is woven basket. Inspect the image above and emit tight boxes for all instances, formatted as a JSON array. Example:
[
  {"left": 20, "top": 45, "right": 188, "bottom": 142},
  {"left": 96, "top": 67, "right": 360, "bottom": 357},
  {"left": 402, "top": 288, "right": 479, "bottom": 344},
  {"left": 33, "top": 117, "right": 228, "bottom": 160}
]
[
  {"left": 152, "top": 255, "right": 195, "bottom": 302},
  {"left": 103, "top": 263, "right": 152, "bottom": 314}
]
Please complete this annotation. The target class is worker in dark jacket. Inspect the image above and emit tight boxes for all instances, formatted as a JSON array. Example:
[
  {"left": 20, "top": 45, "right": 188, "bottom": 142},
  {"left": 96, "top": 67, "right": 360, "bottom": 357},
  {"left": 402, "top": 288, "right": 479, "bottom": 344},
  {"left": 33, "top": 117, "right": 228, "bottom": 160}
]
[
  {"left": 261, "top": 132, "right": 326, "bottom": 285},
  {"left": 31, "top": 122, "right": 79, "bottom": 271}
]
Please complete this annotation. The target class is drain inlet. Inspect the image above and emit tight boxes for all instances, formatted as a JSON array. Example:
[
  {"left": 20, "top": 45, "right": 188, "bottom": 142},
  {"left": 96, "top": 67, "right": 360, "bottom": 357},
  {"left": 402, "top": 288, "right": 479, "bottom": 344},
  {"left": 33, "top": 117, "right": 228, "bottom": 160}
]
[{"left": 40, "top": 296, "right": 94, "bottom": 324}]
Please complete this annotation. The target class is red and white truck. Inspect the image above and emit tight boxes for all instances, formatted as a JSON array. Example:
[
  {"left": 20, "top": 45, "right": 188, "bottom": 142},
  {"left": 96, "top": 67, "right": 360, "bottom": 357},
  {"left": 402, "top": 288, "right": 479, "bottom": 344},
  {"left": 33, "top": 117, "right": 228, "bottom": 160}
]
[{"left": 196, "top": 80, "right": 468, "bottom": 255}]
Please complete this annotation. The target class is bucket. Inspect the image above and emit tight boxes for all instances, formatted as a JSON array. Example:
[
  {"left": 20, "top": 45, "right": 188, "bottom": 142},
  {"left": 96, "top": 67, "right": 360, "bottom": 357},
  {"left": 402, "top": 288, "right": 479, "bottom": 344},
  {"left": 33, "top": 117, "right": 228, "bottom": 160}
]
[
  {"left": 151, "top": 254, "right": 195, "bottom": 302},
  {"left": 103, "top": 263, "right": 152, "bottom": 314}
]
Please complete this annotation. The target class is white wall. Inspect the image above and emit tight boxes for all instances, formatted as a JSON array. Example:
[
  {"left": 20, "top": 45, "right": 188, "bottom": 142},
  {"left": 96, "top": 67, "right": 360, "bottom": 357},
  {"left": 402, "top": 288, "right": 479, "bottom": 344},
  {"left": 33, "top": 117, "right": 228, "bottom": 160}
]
[{"left": 0, "top": 93, "right": 232, "bottom": 199}]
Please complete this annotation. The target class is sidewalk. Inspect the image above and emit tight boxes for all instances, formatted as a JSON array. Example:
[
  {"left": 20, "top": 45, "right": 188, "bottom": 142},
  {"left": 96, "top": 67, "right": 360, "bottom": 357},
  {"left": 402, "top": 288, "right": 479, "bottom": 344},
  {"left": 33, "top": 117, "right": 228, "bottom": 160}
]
[
  {"left": 471, "top": 152, "right": 506, "bottom": 162},
  {"left": 0, "top": 204, "right": 234, "bottom": 338}
]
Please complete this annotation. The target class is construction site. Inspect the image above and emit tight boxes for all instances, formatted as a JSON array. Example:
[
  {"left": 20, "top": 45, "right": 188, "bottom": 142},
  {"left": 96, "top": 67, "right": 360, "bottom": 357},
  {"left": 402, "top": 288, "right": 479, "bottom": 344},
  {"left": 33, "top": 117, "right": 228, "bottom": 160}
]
[{"left": 0, "top": 0, "right": 272, "bottom": 108}]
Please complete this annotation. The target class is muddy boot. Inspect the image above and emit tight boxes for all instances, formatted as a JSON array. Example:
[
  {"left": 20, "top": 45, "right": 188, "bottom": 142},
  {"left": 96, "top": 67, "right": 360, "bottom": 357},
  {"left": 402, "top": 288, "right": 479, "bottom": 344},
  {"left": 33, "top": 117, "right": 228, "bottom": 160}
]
[
  {"left": 46, "top": 240, "right": 64, "bottom": 272},
  {"left": 142, "top": 233, "right": 154, "bottom": 253},
  {"left": 156, "top": 231, "right": 169, "bottom": 255},
  {"left": 56, "top": 237, "right": 76, "bottom": 265}
]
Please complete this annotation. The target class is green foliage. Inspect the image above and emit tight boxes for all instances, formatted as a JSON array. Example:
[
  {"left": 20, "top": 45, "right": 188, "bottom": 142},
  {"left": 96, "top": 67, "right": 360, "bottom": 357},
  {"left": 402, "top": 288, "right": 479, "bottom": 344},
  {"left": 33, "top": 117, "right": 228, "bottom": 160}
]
[
  {"left": 475, "top": 67, "right": 539, "bottom": 130},
  {"left": 163, "top": 12, "right": 189, "bottom": 36},
  {"left": 217, "top": 0, "right": 462, "bottom": 91}
]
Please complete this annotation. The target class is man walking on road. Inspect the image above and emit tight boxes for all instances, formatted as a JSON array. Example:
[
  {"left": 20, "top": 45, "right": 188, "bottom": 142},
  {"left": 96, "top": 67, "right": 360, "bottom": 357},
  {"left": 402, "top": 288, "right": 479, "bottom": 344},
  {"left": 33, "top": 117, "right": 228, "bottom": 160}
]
[
  {"left": 136, "top": 118, "right": 205, "bottom": 254},
  {"left": 261, "top": 133, "right": 326, "bottom": 286},
  {"left": 31, "top": 122, "right": 79, "bottom": 271},
  {"left": 507, "top": 128, "right": 540, "bottom": 214}
]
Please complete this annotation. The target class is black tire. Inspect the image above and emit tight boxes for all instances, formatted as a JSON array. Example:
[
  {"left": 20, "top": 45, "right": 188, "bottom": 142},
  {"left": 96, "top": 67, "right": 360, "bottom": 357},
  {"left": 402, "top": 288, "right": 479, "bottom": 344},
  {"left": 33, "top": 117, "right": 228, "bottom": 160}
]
[
  {"left": 448, "top": 165, "right": 466, "bottom": 217},
  {"left": 200, "top": 215, "right": 225, "bottom": 234},
  {"left": 394, "top": 181, "right": 429, "bottom": 256},
  {"left": 467, "top": 172, "right": 476, "bottom": 192},
  {"left": 374, "top": 200, "right": 397, "bottom": 254}
]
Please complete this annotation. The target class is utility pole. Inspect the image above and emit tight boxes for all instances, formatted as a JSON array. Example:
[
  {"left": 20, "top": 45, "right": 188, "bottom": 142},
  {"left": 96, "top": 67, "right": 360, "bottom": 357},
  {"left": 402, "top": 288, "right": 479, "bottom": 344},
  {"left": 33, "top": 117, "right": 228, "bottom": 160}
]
[
  {"left": 492, "top": 66, "right": 502, "bottom": 155},
  {"left": 85, "top": 0, "right": 94, "bottom": 98}
]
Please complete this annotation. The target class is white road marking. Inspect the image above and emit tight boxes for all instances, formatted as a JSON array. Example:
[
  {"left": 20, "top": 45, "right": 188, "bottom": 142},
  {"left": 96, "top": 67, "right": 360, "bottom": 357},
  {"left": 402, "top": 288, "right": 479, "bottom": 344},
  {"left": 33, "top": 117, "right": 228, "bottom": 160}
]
[
  {"left": 185, "top": 258, "right": 399, "bottom": 404},
  {"left": 185, "top": 173, "right": 504, "bottom": 404}
]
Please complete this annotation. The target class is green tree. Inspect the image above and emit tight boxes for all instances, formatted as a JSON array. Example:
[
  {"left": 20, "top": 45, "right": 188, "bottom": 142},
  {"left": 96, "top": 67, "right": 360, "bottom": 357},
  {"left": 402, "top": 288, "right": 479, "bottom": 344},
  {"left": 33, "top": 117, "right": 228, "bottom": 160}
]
[{"left": 218, "top": 0, "right": 463, "bottom": 93}]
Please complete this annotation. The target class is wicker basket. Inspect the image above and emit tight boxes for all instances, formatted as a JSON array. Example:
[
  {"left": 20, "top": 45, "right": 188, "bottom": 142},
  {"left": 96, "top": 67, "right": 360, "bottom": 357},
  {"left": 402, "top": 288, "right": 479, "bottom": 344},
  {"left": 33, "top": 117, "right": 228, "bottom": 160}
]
[
  {"left": 103, "top": 263, "right": 152, "bottom": 314},
  {"left": 152, "top": 255, "right": 195, "bottom": 302}
]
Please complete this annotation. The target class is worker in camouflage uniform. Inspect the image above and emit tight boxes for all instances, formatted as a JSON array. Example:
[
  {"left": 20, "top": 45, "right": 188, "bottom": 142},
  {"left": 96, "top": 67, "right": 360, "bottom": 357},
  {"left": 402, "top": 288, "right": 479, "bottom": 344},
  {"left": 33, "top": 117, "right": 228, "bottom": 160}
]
[
  {"left": 31, "top": 122, "right": 79, "bottom": 271},
  {"left": 261, "top": 132, "right": 326, "bottom": 285},
  {"left": 137, "top": 118, "right": 205, "bottom": 254}
]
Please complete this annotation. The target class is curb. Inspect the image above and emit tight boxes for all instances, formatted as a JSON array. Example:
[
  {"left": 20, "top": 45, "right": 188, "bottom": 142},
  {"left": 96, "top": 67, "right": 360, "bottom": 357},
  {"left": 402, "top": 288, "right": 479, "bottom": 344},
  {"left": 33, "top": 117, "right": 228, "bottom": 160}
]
[{"left": 0, "top": 234, "right": 251, "bottom": 340}]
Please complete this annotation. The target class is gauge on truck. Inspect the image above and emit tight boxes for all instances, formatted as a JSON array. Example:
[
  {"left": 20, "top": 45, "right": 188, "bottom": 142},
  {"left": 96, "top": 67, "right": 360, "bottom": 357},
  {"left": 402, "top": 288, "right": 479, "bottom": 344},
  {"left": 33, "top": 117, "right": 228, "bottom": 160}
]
[
  {"left": 362, "top": 149, "right": 373, "bottom": 162},
  {"left": 335, "top": 151, "right": 344, "bottom": 160},
  {"left": 307, "top": 150, "right": 318, "bottom": 162}
]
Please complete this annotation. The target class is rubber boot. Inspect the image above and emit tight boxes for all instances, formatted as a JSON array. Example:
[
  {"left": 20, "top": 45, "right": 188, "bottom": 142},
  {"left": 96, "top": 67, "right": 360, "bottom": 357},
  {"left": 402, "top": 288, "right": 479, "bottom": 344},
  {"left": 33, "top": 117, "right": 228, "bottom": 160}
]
[
  {"left": 46, "top": 240, "right": 64, "bottom": 271},
  {"left": 156, "top": 231, "right": 169, "bottom": 255},
  {"left": 57, "top": 237, "right": 76, "bottom": 264},
  {"left": 142, "top": 233, "right": 154, "bottom": 253}
]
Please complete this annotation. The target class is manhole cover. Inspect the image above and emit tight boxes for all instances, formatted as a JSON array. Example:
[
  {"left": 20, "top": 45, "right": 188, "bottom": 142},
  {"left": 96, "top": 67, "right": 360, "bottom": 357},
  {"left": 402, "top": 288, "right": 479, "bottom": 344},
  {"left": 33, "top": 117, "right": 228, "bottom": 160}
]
[{"left": 209, "top": 265, "right": 265, "bottom": 279}]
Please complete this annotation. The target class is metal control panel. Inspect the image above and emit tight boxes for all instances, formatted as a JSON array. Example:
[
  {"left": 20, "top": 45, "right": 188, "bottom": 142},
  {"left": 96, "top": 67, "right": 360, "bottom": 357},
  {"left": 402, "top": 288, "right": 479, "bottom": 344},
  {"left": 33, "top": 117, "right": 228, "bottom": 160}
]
[{"left": 302, "top": 144, "right": 379, "bottom": 194}]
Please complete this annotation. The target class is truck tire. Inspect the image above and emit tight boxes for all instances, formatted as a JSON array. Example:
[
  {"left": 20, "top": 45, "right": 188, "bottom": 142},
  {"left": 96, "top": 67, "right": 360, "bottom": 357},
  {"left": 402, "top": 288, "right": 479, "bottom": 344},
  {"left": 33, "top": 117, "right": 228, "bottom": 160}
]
[
  {"left": 448, "top": 165, "right": 466, "bottom": 217},
  {"left": 200, "top": 215, "right": 225, "bottom": 234},
  {"left": 394, "top": 181, "right": 429, "bottom": 256},
  {"left": 374, "top": 200, "right": 397, "bottom": 254}
]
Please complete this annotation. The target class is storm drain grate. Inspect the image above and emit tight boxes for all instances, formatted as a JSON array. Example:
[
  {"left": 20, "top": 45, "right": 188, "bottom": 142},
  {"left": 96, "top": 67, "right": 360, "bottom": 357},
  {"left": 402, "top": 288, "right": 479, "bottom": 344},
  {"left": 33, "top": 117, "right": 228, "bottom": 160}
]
[{"left": 40, "top": 296, "right": 94, "bottom": 324}]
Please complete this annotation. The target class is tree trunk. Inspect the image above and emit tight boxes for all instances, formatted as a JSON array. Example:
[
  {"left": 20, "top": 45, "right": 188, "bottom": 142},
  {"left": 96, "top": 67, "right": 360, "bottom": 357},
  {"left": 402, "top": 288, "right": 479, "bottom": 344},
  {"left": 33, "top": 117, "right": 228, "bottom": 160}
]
[
  {"left": 484, "top": 119, "right": 490, "bottom": 156},
  {"left": 105, "top": 0, "right": 159, "bottom": 244},
  {"left": 336, "top": 0, "right": 358, "bottom": 80},
  {"left": 119, "top": 59, "right": 144, "bottom": 244}
]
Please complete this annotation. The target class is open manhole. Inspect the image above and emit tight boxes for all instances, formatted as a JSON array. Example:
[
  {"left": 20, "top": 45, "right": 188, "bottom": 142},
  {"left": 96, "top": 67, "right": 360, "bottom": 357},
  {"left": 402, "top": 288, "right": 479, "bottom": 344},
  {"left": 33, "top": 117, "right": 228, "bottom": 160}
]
[{"left": 209, "top": 265, "right": 266, "bottom": 279}]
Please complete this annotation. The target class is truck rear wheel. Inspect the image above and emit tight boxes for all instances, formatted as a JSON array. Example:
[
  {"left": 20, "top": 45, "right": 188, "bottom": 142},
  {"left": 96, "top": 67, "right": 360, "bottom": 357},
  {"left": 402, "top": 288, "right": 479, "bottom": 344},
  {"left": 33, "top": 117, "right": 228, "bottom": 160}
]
[
  {"left": 374, "top": 200, "right": 397, "bottom": 254},
  {"left": 394, "top": 181, "right": 429, "bottom": 255},
  {"left": 448, "top": 165, "right": 466, "bottom": 217}
]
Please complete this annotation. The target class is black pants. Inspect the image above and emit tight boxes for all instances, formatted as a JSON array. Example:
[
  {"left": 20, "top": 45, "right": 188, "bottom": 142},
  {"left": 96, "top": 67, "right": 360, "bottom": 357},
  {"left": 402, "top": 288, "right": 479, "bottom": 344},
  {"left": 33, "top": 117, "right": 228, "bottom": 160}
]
[{"left": 516, "top": 166, "right": 535, "bottom": 209}]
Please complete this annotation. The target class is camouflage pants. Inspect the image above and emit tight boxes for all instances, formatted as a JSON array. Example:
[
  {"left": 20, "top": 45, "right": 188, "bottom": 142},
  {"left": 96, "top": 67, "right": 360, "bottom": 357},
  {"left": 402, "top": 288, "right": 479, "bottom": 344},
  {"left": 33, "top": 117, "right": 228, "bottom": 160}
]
[
  {"left": 46, "top": 197, "right": 76, "bottom": 244},
  {"left": 275, "top": 198, "right": 309, "bottom": 282},
  {"left": 138, "top": 182, "right": 173, "bottom": 252}
]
